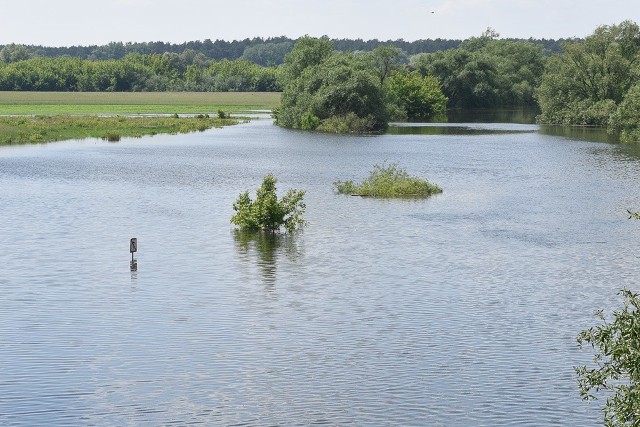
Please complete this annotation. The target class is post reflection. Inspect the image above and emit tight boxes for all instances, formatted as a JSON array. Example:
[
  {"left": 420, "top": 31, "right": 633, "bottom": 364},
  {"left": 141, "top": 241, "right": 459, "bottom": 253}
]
[{"left": 232, "top": 230, "right": 302, "bottom": 288}]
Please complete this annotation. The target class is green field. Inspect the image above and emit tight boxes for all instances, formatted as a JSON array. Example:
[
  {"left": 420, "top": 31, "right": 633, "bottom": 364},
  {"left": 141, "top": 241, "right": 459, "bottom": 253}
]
[{"left": 0, "top": 91, "right": 281, "bottom": 115}]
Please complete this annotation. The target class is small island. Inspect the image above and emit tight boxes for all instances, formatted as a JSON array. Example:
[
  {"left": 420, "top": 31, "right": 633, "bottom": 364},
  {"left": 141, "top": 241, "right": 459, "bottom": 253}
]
[{"left": 334, "top": 163, "right": 442, "bottom": 198}]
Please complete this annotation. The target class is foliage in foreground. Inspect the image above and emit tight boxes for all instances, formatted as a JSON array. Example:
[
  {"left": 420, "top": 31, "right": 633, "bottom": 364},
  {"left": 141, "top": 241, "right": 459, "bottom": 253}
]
[
  {"left": 576, "top": 288, "right": 640, "bottom": 426},
  {"left": 231, "top": 174, "right": 305, "bottom": 233},
  {"left": 333, "top": 163, "right": 442, "bottom": 198},
  {"left": 0, "top": 115, "right": 238, "bottom": 145}
]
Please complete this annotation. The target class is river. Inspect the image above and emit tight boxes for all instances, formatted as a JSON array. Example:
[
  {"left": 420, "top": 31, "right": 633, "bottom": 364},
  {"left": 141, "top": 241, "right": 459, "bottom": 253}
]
[{"left": 1, "top": 117, "right": 639, "bottom": 425}]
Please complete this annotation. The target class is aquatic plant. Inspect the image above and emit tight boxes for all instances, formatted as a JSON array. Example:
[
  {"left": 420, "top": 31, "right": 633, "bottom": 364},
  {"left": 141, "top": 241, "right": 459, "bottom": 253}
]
[
  {"left": 334, "top": 162, "right": 442, "bottom": 198},
  {"left": 231, "top": 174, "right": 305, "bottom": 232}
]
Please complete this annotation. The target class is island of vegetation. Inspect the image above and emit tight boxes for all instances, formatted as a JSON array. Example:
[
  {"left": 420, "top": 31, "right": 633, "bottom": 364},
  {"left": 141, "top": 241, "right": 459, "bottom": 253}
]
[
  {"left": 0, "top": 114, "right": 240, "bottom": 145},
  {"left": 334, "top": 163, "right": 442, "bottom": 198},
  {"left": 231, "top": 174, "right": 306, "bottom": 233},
  {"left": 274, "top": 37, "right": 448, "bottom": 134}
]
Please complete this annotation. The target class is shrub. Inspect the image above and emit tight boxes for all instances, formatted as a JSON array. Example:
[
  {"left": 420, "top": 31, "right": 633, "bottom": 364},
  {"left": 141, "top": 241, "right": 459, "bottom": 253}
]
[
  {"left": 300, "top": 111, "right": 320, "bottom": 130},
  {"left": 316, "top": 113, "right": 379, "bottom": 134},
  {"left": 231, "top": 174, "right": 306, "bottom": 232},
  {"left": 334, "top": 162, "right": 442, "bottom": 198},
  {"left": 576, "top": 288, "right": 640, "bottom": 426}
]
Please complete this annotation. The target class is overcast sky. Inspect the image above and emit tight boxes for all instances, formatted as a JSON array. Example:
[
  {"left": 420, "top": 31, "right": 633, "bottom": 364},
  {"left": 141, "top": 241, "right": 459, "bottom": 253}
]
[{"left": 1, "top": 0, "right": 638, "bottom": 46}]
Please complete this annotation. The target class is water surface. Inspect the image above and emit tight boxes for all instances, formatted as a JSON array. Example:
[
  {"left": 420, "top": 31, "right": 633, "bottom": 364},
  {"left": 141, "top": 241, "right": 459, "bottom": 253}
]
[{"left": 1, "top": 119, "right": 639, "bottom": 426}]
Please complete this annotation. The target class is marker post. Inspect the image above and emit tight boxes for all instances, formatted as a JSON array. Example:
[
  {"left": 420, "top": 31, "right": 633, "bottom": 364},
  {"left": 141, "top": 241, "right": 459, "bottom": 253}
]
[{"left": 130, "top": 238, "right": 138, "bottom": 271}]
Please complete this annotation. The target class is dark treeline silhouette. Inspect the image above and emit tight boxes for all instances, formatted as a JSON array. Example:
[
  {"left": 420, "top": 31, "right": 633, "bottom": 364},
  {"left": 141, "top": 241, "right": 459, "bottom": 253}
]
[{"left": 0, "top": 36, "right": 565, "bottom": 65}]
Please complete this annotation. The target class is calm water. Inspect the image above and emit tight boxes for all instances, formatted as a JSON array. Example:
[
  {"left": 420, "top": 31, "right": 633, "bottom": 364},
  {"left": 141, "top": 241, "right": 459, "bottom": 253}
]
[{"left": 1, "top": 118, "right": 640, "bottom": 426}]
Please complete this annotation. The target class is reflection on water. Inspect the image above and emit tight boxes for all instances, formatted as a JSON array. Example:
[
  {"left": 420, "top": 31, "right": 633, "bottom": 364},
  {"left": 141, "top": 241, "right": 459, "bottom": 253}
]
[
  {"left": 388, "top": 122, "right": 538, "bottom": 136},
  {"left": 539, "top": 125, "right": 620, "bottom": 144},
  {"left": 233, "top": 229, "right": 302, "bottom": 287},
  {"left": 447, "top": 107, "right": 539, "bottom": 124}
]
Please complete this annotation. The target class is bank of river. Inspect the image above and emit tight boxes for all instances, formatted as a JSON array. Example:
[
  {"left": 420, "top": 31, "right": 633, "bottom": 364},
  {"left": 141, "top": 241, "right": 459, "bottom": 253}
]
[
  {"left": 0, "top": 114, "right": 240, "bottom": 144},
  {"left": 1, "top": 118, "right": 639, "bottom": 425}
]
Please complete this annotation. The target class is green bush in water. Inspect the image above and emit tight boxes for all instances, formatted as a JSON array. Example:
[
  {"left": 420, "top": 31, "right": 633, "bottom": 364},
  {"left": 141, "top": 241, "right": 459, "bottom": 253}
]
[
  {"left": 231, "top": 174, "right": 306, "bottom": 232},
  {"left": 334, "top": 162, "right": 442, "bottom": 198}
]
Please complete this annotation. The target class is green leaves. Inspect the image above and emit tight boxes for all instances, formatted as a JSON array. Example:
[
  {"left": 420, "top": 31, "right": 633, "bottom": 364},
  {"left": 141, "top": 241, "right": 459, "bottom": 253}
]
[
  {"left": 274, "top": 37, "right": 388, "bottom": 134},
  {"left": 386, "top": 70, "right": 447, "bottom": 121},
  {"left": 411, "top": 36, "right": 545, "bottom": 108},
  {"left": 231, "top": 174, "right": 306, "bottom": 233},
  {"left": 538, "top": 20, "right": 640, "bottom": 135},
  {"left": 576, "top": 289, "right": 640, "bottom": 426},
  {"left": 334, "top": 163, "right": 442, "bottom": 198}
]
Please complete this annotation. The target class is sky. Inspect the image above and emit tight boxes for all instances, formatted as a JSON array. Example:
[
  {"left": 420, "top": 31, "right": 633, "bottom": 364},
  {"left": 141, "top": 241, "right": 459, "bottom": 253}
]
[{"left": 0, "top": 0, "right": 638, "bottom": 46}]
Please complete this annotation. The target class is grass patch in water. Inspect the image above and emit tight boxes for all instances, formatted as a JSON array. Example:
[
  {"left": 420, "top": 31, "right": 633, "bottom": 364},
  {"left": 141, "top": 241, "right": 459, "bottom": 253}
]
[
  {"left": 334, "top": 162, "right": 443, "bottom": 198},
  {"left": 0, "top": 115, "right": 240, "bottom": 145}
]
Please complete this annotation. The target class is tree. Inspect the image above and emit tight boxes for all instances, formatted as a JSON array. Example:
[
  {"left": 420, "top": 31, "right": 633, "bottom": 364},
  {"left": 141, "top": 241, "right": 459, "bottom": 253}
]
[
  {"left": 386, "top": 70, "right": 447, "bottom": 121},
  {"left": 275, "top": 38, "right": 388, "bottom": 133},
  {"left": 609, "top": 83, "right": 640, "bottom": 143},
  {"left": 412, "top": 34, "right": 545, "bottom": 108},
  {"left": 0, "top": 44, "right": 31, "bottom": 63},
  {"left": 231, "top": 174, "right": 305, "bottom": 233},
  {"left": 576, "top": 289, "right": 640, "bottom": 426},
  {"left": 280, "top": 36, "right": 334, "bottom": 82},
  {"left": 538, "top": 20, "right": 640, "bottom": 127},
  {"left": 241, "top": 41, "right": 293, "bottom": 66},
  {"left": 369, "top": 44, "right": 404, "bottom": 86}
]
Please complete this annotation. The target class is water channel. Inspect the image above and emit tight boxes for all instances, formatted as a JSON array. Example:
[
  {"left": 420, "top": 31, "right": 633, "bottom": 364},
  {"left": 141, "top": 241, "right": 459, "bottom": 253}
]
[{"left": 1, "top": 117, "right": 639, "bottom": 425}]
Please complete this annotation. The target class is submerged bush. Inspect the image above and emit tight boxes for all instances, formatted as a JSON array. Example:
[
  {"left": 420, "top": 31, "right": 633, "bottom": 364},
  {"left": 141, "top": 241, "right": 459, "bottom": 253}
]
[
  {"left": 231, "top": 174, "right": 306, "bottom": 232},
  {"left": 316, "top": 113, "right": 380, "bottom": 134},
  {"left": 334, "top": 162, "right": 442, "bottom": 198}
]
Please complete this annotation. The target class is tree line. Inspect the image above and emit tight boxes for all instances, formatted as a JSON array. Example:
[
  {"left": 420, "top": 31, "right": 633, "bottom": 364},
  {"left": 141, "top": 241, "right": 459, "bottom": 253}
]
[
  {"left": 1, "top": 23, "right": 638, "bottom": 141},
  {"left": 0, "top": 36, "right": 564, "bottom": 66},
  {"left": 0, "top": 53, "right": 281, "bottom": 92},
  {"left": 536, "top": 20, "right": 640, "bottom": 143},
  {"left": 0, "top": 30, "right": 555, "bottom": 104}
]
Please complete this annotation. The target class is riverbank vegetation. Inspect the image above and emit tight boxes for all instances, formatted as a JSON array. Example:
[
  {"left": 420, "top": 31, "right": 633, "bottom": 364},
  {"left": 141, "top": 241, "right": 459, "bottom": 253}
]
[
  {"left": 411, "top": 28, "right": 546, "bottom": 109},
  {"left": 537, "top": 21, "right": 640, "bottom": 143},
  {"left": 1, "top": 22, "right": 639, "bottom": 141},
  {"left": 273, "top": 38, "right": 449, "bottom": 133},
  {"left": 334, "top": 163, "right": 442, "bottom": 198},
  {"left": 0, "top": 114, "right": 239, "bottom": 145},
  {"left": 231, "top": 174, "right": 306, "bottom": 233}
]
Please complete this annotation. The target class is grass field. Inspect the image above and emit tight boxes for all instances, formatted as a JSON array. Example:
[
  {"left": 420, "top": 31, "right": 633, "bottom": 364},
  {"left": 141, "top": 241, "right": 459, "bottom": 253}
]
[{"left": 0, "top": 91, "right": 281, "bottom": 115}]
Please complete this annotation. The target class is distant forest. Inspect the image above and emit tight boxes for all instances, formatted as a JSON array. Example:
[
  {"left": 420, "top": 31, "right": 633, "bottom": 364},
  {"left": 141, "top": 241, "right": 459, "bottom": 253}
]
[{"left": 0, "top": 36, "right": 566, "bottom": 66}]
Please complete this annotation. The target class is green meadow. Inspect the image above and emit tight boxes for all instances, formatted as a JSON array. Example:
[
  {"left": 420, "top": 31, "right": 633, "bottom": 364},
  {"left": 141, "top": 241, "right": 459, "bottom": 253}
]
[
  {"left": 0, "top": 91, "right": 281, "bottom": 144},
  {"left": 0, "top": 91, "right": 281, "bottom": 115}
]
